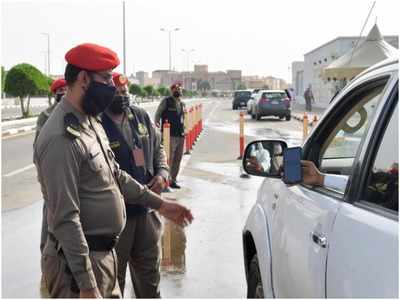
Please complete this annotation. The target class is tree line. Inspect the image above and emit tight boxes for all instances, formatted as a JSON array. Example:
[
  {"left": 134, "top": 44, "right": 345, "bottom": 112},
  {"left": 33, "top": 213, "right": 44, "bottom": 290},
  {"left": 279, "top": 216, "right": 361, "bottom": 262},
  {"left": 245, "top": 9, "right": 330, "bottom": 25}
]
[{"left": 1, "top": 63, "right": 200, "bottom": 119}]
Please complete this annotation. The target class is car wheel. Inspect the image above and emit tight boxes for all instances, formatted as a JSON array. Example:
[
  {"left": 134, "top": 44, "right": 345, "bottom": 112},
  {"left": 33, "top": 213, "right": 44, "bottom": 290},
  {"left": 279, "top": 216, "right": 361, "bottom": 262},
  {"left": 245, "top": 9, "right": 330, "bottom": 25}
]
[
  {"left": 251, "top": 113, "right": 255, "bottom": 119},
  {"left": 232, "top": 105, "right": 236, "bottom": 110},
  {"left": 247, "top": 255, "right": 264, "bottom": 298},
  {"left": 279, "top": 116, "right": 284, "bottom": 120},
  {"left": 285, "top": 115, "right": 291, "bottom": 121},
  {"left": 256, "top": 111, "right": 261, "bottom": 120}
]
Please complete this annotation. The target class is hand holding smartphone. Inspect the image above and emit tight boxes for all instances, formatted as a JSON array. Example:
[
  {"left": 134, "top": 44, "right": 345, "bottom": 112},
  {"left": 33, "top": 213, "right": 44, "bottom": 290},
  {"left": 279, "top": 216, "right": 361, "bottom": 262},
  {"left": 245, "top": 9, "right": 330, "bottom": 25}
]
[{"left": 283, "top": 147, "right": 302, "bottom": 184}]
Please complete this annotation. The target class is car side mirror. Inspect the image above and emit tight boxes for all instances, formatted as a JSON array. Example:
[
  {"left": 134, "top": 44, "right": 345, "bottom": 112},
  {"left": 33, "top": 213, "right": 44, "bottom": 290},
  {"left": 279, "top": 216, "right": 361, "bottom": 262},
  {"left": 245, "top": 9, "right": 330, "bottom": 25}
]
[{"left": 242, "top": 140, "right": 288, "bottom": 177}]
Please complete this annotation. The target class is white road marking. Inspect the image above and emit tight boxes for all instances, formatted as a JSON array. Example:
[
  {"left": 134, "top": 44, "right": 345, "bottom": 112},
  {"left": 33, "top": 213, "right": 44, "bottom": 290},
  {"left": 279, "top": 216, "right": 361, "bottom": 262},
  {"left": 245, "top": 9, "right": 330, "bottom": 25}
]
[{"left": 3, "top": 164, "right": 35, "bottom": 178}]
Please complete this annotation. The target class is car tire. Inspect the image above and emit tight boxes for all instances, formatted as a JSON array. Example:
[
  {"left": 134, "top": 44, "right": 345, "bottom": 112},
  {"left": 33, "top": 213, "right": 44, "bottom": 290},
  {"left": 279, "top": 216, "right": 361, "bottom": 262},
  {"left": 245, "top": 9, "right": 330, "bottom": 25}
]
[
  {"left": 247, "top": 255, "right": 264, "bottom": 298},
  {"left": 251, "top": 113, "right": 255, "bottom": 119},
  {"left": 256, "top": 111, "right": 261, "bottom": 120},
  {"left": 233, "top": 105, "right": 237, "bottom": 110},
  {"left": 285, "top": 115, "right": 291, "bottom": 121},
  {"left": 279, "top": 116, "right": 284, "bottom": 120}
]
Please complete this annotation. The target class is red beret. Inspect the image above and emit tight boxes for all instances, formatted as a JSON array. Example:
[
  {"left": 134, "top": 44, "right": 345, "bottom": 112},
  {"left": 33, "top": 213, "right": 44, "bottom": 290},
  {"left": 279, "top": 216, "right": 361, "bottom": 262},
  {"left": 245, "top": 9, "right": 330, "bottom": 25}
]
[
  {"left": 65, "top": 43, "right": 120, "bottom": 71},
  {"left": 112, "top": 72, "right": 129, "bottom": 87},
  {"left": 50, "top": 79, "right": 67, "bottom": 93},
  {"left": 170, "top": 81, "right": 183, "bottom": 90}
]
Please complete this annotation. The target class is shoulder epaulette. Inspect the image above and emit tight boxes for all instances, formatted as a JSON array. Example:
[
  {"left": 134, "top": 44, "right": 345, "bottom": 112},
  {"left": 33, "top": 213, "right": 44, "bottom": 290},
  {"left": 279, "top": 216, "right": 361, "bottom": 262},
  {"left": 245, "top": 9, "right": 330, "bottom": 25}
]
[{"left": 64, "top": 113, "right": 81, "bottom": 139}]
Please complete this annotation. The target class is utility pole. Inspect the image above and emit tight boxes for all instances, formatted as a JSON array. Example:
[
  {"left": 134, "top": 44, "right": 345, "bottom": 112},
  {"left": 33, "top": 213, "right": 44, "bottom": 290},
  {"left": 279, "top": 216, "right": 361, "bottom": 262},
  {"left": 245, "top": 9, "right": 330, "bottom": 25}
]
[
  {"left": 181, "top": 49, "right": 195, "bottom": 71},
  {"left": 160, "top": 28, "right": 180, "bottom": 70},
  {"left": 41, "top": 33, "right": 50, "bottom": 76},
  {"left": 122, "top": 0, "right": 126, "bottom": 75}
]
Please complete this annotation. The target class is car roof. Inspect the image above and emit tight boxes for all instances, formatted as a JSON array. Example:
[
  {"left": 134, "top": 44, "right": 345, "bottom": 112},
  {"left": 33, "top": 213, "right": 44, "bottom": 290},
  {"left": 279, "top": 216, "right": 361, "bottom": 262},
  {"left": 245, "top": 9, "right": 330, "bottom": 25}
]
[
  {"left": 259, "top": 90, "right": 286, "bottom": 93},
  {"left": 354, "top": 56, "right": 398, "bottom": 80}
]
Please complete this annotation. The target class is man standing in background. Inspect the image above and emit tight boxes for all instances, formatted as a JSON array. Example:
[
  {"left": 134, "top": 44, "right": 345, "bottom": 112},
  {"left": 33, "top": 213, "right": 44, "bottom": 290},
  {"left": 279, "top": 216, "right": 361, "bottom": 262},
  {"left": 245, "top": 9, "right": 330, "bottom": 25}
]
[{"left": 155, "top": 82, "right": 185, "bottom": 189}]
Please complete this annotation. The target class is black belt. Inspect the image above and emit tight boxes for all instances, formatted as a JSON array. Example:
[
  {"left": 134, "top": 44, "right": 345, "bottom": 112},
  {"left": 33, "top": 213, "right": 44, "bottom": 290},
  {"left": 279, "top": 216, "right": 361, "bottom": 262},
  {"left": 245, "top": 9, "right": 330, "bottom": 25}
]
[{"left": 49, "top": 233, "right": 119, "bottom": 252}]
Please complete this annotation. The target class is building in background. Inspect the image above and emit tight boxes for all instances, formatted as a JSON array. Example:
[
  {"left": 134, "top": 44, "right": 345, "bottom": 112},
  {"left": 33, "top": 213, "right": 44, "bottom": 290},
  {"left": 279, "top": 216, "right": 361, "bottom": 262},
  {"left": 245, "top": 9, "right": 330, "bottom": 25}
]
[
  {"left": 135, "top": 71, "right": 149, "bottom": 86},
  {"left": 291, "top": 61, "right": 304, "bottom": 98},
  {"left": 134, "top": 65, "right": 286, "bottom": 93},
  {"left": 292, "top": 31, "right": 398, "bottom": 107},
  {"left": 242, "top": 75, "right": 288, "bottom": 90}
]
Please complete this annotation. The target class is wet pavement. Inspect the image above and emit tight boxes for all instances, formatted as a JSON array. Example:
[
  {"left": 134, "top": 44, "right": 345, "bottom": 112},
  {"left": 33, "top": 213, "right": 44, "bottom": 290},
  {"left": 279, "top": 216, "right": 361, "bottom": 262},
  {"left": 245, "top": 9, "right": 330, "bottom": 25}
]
[{"left": 2, "top": 99, "right": 303, "bottom": 298}]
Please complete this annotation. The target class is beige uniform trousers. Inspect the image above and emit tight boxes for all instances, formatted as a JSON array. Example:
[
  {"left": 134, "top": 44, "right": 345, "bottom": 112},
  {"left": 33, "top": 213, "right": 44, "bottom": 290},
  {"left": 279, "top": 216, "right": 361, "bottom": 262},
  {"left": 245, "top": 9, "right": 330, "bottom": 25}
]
[
  {"left": 169, "top": 137, "right": 185, "bottom": 182},
  {"left": 116, "top": 211, "right": 162, "bottom": 298},
  {"left": 41, "top": 239, "right": 121, "bottom": 298}
]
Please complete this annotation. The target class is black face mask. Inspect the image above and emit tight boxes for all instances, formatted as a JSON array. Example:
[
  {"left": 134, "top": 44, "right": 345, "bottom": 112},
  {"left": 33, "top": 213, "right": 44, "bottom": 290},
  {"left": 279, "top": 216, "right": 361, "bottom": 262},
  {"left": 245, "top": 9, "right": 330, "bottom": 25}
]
[
  {"left": 173, "top": 91, "right": 181, "bottom": 98},
  {"left": 82, "top": 81, "right": 116, "bottom": 116},
  {"left": 109, "top": 95, "right": 130, "bottom": 114},
  {"left": 55, "top": 93, "right": 64, "bottom": 103}
]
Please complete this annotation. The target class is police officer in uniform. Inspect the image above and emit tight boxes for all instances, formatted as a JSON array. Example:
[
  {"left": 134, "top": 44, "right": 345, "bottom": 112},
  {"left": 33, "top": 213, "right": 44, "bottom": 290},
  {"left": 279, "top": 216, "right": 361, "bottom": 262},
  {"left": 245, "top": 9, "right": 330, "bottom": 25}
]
[
  {"left": 34, "top": 43, "right": 193, "bottom": 298},
  {"left": 154, "top": 82, "right": 185, "bottom": 189},
  {"left": 34, "top": 78, "right": 67, "bottom": 296},
  {"left": 101, "top": 72, "right": 168, "bottom": 297},
  {"left": 34, "top": 78, "right": 67, "bottom": 144}
]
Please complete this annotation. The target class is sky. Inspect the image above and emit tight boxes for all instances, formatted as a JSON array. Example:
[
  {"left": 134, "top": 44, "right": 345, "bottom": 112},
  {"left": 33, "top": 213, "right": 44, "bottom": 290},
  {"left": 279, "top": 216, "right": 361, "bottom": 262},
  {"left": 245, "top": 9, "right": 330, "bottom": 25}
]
[{"left": 1, "top": 0, "right": 399, "bottom": 82}]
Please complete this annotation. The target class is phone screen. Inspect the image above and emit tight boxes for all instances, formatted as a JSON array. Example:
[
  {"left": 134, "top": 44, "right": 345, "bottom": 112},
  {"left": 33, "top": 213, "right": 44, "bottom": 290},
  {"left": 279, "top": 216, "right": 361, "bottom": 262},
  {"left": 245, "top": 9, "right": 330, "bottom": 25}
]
[{"left": 283, "top": 147, "right": 302, "bottom": 184}]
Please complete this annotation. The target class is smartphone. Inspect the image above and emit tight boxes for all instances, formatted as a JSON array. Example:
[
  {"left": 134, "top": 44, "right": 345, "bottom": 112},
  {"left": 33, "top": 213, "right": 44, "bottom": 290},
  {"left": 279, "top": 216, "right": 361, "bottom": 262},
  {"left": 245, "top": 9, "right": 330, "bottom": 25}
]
[{"left": 283, "top": 147, "right": 302, "bottom": 184}]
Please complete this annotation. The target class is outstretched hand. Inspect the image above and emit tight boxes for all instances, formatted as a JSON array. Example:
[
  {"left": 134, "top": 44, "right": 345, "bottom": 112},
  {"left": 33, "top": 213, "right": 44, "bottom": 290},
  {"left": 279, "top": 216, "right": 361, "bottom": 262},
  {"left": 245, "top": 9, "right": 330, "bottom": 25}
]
[
  {"left": 158, "top": 198, "right": 194, "bottom": 226},
  {"left": 301, "top": 160, "right": 324, "bottom": 186}
]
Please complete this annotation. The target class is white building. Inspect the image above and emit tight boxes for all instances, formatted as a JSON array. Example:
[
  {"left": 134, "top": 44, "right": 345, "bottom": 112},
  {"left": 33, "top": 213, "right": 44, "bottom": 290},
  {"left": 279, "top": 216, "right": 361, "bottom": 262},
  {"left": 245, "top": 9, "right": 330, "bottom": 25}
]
[
  {"left": 293, "top": 33, "right": 398, "bottom": 107},
  {"left": 291, "top": 61, "right": 304, "bottom": 99}
]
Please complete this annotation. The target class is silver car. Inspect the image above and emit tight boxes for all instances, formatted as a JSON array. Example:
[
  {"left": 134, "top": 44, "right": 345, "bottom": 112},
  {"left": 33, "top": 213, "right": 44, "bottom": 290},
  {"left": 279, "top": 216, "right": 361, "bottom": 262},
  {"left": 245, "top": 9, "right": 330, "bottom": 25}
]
[{"left": 251, "top": 90, "right": 291, "bottom": 121}]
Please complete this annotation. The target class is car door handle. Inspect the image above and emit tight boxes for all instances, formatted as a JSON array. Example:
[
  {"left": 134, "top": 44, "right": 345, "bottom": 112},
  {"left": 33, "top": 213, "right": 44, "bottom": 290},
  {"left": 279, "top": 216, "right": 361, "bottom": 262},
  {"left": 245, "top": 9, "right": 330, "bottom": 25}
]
[
  {"left": 272, "top": 194, "right": 279, "bottom": 210},
  {"left": 311, "top": 232, "right": 327, "bottom": 248}
]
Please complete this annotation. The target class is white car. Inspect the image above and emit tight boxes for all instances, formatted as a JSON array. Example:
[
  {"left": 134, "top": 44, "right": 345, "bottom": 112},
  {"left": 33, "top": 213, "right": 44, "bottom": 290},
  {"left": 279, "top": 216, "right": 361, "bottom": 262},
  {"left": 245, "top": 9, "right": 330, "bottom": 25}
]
[{"left": 242, "top": 58, "right": 398, "bottom": 298}]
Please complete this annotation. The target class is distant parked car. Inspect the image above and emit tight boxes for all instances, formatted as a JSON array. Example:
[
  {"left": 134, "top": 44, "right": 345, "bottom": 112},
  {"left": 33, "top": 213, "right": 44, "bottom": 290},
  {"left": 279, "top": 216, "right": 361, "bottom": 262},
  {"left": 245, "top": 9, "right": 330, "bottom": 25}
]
[
  {"left": 233, "top": 90, "right": 252, "bottom": 110},
  {"left": 251, "top": 90, "right": 291, "bottom": 121}
]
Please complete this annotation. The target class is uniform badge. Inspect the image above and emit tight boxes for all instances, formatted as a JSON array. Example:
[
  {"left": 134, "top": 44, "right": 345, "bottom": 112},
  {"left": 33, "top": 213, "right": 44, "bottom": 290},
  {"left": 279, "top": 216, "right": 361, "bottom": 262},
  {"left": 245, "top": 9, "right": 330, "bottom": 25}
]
[
  {"left": 64, "top": 113, "right": 81, "bottom": 139},
  {"left": 138, "top": 123, "right": 148, "bottom": 136},
  {"left": 110, "top": 141, "right": 121, "bottom": 149}
]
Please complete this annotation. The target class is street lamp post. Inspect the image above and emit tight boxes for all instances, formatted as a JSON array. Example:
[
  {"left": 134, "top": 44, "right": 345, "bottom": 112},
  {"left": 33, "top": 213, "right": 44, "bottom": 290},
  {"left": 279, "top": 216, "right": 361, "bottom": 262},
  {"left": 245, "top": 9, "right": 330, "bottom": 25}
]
[
  {"left": 160, "top": 28, "right": 179, "bottom": 71},
  {"left": 41, "top": 33, "right": 50, "bottom": 76},
  {"left": 122, "top": 0, "right": 126, "bottom": 75},
  {"left": 181, "top": 49, "right": 195, "bottom": 71},
  {"left": 41, "top": 51, "right": 47, "bottom": 74}
]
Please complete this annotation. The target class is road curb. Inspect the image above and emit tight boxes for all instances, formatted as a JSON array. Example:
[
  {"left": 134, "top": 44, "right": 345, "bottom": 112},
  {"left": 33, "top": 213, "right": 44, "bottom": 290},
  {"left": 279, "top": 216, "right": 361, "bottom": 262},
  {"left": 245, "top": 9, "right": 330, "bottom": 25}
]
[{"left": 2, "top": 125, "right": 36, "bottom": 137}]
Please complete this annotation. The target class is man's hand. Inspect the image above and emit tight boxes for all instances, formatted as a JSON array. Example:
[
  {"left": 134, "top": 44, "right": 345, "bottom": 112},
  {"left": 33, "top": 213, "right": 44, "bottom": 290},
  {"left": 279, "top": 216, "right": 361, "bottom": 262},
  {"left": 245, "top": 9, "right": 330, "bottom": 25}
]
[
  {"left": 301, "top": 160, "right": 324, "bottom": 186},
  {"left": 245, "top": 157, "right": 263, "bottom": 172},
  {"left": 155, "top": 122, "right": 160, "bottom": 128},
  {"left": 148, "top": 175, "right": 165, "bottom": 195},
  {"left": 158, "top": 198, "right": 194, "bottom": 226},
  {"left": 80, "top": 287, "right": 102, "bottom": 298}
]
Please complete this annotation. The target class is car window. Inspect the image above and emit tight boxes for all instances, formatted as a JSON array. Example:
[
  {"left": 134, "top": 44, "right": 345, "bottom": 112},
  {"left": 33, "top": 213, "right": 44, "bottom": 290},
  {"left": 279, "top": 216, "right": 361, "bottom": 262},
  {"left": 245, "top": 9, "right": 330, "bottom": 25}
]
[
  {"left": 263, "top": 92, "right": 286, "bottom": 100},
  {"left": 363, "top": 103, "right": 398, "bottom": 212},
  {"left": 319, "top": 81, "right": 388, "bottom": 179},
  {"left": 235, "top": 91, "right": 251, "bottom": 97}
]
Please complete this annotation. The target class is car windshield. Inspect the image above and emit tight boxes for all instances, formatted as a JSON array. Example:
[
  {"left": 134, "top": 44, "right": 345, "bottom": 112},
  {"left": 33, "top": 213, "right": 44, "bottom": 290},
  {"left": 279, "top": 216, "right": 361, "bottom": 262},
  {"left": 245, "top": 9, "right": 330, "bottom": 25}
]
[
  {"left": 263, "top": 92, "right": 286, "bottom": 100},
  {"left": 235, "top": 91, "right": 251, "bottom": 98}
]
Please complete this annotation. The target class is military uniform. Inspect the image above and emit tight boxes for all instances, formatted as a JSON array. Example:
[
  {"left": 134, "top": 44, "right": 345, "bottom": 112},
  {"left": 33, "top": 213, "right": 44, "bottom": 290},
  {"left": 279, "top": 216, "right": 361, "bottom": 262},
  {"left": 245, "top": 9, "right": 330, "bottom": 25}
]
[
  {"left": 154, "top": 95, "right": 185, "bottom": 184},
  {"left": 34, "top": 98, "right": 163, "bottom": 298},
  {"left": 34, "top": 104, "right": 57, "bottom": 144},
  {"left": 102, "top": 104, "right": 169, "bottom": 297},
  {"left": 35, "top": 104, "right": 57, "bottom": 258}
]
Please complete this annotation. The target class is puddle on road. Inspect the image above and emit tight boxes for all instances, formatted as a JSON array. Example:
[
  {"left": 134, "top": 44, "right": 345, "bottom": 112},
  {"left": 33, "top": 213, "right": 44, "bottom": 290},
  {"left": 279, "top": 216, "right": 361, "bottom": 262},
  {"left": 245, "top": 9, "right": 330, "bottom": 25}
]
[
  {"left": 160, "top": 220, "right": 187, "bottom": 275},
  {"left": 183, "top": 161, "right": 256, "bottom": 191},
  {"left": 207, "top": 120, "right": 303, "bottom": 147}
]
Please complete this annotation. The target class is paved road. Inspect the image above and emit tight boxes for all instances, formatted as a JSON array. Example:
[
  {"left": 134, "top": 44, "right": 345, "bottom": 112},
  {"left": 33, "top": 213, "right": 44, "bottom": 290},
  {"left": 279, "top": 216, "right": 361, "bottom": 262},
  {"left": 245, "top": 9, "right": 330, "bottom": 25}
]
[{"left": 2, "top": 98, "right": 303, "bottom": 298}]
